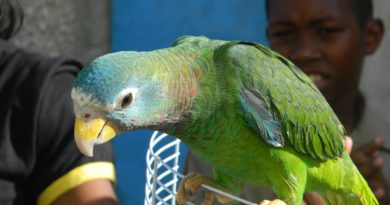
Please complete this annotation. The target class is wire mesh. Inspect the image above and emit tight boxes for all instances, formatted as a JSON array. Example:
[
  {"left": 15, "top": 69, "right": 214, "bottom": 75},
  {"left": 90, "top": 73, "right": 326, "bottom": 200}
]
[{"left": 144, "top": 131, "right": 257, "bottom": 205}]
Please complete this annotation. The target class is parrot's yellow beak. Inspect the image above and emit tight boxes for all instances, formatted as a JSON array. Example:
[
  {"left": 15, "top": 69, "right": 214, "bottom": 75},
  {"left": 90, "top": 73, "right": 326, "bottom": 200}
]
[{"left": 74, "top": 117, "right": 117, "bottom": 157}]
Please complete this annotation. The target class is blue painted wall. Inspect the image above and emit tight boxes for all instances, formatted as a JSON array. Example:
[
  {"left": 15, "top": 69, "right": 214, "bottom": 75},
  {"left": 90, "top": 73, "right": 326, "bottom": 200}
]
[{"left": 111, "top": 1, "right": 268, "bottom": 204}]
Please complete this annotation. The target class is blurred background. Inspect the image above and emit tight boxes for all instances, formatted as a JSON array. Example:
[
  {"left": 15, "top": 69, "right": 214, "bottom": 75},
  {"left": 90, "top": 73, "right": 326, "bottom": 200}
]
[{"left": 10, "top": 0, "right": 390, "bottom": 204}]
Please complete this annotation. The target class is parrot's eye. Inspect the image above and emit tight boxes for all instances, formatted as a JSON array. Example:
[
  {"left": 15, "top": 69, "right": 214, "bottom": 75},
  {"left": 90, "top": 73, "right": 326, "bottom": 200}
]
[
  {"left": 116, "top": 88, "right": 138, "bottom": 110},
  {"left": 121, "top": 93, "right": 133, "bottom": 108}
]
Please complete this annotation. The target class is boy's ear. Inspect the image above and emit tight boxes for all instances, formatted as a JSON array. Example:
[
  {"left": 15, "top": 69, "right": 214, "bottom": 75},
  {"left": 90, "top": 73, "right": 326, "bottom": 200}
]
[{"left": 364, "top": 18, "right": 384, "bottom": 55}]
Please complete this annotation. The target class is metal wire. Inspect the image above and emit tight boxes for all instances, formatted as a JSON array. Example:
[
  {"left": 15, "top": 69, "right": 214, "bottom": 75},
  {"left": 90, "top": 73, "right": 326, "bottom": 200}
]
[{"left": 144, "top": 131, "right": 257, "bottom": 205}]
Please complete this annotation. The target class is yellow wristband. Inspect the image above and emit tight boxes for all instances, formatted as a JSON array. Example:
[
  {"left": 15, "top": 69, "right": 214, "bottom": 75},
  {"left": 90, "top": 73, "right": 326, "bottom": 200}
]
[{"left": 38, "top": 162, "right": 115, "bottom": 205}]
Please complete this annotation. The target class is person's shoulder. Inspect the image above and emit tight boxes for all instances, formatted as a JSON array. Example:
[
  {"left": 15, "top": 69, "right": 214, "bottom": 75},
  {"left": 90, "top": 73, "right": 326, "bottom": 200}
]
[
  {"left": 0, "top": 39, "right": 82, "bottom": 77},
  {"left": 0, "top": 39, "right": 82, "bottom": 94}
]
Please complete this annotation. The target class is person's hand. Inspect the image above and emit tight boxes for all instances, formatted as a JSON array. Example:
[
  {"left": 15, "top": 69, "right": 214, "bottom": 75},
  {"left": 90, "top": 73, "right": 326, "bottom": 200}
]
[
  {"left": 343, "top": 136, "right": 353, "bottom": 154},
  {"left": 302, "top": 192, "right": 326, "bottom": 205},
  {"left": 350, "top": 136, "right": 389, "bottom": 204}
]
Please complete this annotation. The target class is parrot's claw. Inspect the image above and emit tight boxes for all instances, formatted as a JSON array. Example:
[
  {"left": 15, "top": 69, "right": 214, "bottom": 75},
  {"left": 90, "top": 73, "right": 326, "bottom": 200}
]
[
  {"left": 258, "top": 199, "right": 287, "bottom": 205},
  {"left": 176, "top": 172, "right": 232, "bottom": 205}
]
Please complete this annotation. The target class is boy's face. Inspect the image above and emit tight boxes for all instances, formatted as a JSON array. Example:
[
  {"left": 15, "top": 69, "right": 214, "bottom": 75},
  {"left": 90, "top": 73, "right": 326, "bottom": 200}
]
[{"left": 266, "top": 0, "right": 366, "bottom": 104}]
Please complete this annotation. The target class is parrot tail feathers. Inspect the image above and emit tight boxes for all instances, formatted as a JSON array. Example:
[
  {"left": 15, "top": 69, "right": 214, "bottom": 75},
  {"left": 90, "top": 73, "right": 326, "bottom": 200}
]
[
  {"left": 319, "top": 187, "right": 378, "bottom": 205},
  {"left": 318, "top": 167, "right": 379, "bottom": 205},
  {"left": 319, "top": 189, "right": 365, "bottom": 205},
  {"left": 346, "top": 164, "right": 379, "bottom": 205},
  {"left": 353, "top": 173, "right": 379, "bottom": 205}
]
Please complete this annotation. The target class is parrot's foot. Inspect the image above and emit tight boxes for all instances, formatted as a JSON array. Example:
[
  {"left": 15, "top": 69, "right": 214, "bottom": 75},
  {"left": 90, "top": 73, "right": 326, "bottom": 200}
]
[
  {"left": 176, "top": 172, "right": 232, "bottom": 205},
  {"left": 258, "top": 199, "right": 286, "bottom": 205}
]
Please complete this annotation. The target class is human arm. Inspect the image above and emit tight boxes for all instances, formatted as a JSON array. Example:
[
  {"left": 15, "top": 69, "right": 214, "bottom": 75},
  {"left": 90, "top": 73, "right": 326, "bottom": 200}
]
[
  {"left": 33, "top": 60, "right": 118, "bottom": 205},
  {"left": 51, "top": 179, "right": 118, "bottom": 205}
]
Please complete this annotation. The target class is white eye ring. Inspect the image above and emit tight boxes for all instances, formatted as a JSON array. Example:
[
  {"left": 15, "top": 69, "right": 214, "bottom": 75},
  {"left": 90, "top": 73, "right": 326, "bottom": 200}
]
[{"left": 115, "top": 88, "right": 138, "bottom": 109}]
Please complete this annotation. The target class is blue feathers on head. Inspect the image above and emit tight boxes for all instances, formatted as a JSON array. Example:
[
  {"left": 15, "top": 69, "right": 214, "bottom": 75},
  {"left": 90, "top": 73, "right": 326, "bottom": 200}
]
[{"left": 73, "top": 51, "right": 148, "bottom": 105}]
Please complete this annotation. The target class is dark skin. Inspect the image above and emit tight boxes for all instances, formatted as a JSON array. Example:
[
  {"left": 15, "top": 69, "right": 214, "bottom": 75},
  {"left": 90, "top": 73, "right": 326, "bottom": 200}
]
[
  {"left": 266, "top": 0, "right": 387, "bottom": 204},
  {"left": 53, "top": 179, "right": 118, "bottom": 205}
]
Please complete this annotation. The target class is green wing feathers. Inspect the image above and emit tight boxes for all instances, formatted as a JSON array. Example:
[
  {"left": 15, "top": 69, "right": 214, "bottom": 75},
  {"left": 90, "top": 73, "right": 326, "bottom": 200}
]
[{"left": 214, "top": 41, "right": 345, "bottom": 160}]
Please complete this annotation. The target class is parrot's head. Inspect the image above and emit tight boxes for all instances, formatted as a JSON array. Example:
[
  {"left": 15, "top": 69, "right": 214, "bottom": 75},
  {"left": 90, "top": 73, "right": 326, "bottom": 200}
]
[{"left": 71, "top": 51, "right": 186, "bottom": 156}]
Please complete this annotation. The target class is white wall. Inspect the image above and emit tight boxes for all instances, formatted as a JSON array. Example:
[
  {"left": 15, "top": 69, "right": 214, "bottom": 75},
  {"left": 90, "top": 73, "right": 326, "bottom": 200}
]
[{"left": 361, "top": 0, "right": 390, "bottom": 124}]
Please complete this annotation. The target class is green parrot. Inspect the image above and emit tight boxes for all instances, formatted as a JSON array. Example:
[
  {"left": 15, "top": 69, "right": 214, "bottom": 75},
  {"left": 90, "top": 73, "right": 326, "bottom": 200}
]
[{"left": 71, "top": 35, "right": 378, "bottom": 205}]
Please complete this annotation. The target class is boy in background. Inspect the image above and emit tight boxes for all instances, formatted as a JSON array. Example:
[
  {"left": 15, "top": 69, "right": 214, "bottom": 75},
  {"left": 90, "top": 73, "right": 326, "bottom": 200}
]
[{"left": 185, "top": 0, "right": 389, "bottom": 204}]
